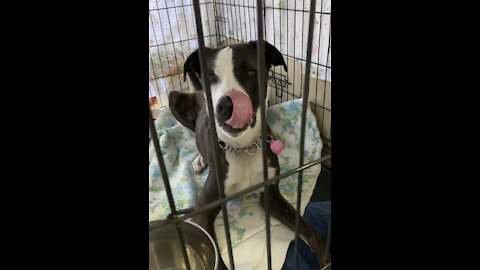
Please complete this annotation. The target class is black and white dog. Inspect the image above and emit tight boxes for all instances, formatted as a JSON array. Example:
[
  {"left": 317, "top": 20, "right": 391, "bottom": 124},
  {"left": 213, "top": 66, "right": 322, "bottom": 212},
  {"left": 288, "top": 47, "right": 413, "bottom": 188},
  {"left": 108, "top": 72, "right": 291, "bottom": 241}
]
[{"left": 168, "top": 41, "right": 328, "bottom": 269}]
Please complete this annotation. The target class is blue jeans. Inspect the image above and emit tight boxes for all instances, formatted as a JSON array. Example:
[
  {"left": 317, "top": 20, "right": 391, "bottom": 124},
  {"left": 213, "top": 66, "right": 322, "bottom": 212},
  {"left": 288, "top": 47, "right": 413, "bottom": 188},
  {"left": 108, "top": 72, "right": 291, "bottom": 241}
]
[{"left": 282, "top": 201, "right": 331, "bottom": 270}]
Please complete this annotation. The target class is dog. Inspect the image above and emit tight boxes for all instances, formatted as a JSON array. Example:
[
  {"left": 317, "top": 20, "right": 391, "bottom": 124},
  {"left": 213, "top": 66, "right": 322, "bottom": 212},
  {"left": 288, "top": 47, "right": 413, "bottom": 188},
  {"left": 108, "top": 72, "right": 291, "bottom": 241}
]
[{"left": 168, "top": 40, "right": 328, "bottom": 269}]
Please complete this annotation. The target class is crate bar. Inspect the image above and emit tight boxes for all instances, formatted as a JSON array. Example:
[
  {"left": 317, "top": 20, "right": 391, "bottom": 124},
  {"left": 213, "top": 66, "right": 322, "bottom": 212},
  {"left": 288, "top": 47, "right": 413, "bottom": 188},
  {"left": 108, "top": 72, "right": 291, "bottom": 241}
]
[
  {"left": 175, "top": 224, "right": 192, "bottom": 270},
  {"left": 230, "top": 0, "right": 238, "bottom": 41},
  {"left": 227, "top": 0, "right": 236, "bottom": 45},
  {"left": 313, "top": 2, "right": 324, "bottom": 116},
  {"left": 220, "top": 0, "right": 228, "bottom": 44},
  {"left": 235, "top": 0, "right": 244, "bottom": 42},
  {"left": 149, "top": 107, "right": 191, "bottom": 270},
  {"left": 215, "top": 2, "right": 331, "bottom": 15},
  {"left": 161, "top": 0, "right": 184, "bottom": 91},
  {"left": 149, "top": 12, "right": 168, "bottom": 81},
  {"left": 148, "top": 50, "right": 164, "bottom": 107},
  {"left": 192, "top": 0, "right": 236, "bottom": 269},
  {"left": 255, "top": 0, "right": 272, "bottom": 269},
  {"left": 212, "top": 0, "right": 221, "bottom": 45},
  {"left": 294, "top": 0, "right": 317, "bottom": 269},
  {"left": 149, "top": 35, "right": 217, "bottom": 49},
  {"left": 149, "top": 2, "right": 214, "bottom": 13},
  {"left": 322, "top": 25, "right": 332, "bottom": 146},
  {"left": 148, "top": 108, "right": 176, "bottom": 214},
  {"left": 242, "top": 0, "right": 249, "bottom": 42},
  {"left": 170, "top": 0, "right": 189, "bottom": 91},
  {"left": 291, "top": 0, "right": 296, "bottom": 102}
]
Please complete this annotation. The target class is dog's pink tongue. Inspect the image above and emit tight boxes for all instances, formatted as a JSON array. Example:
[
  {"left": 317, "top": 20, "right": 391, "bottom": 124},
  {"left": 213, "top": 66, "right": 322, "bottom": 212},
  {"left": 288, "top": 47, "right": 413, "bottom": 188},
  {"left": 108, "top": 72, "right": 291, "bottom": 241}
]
[{"left": 224, "top": 90, "right": 253, "bottom": 129}]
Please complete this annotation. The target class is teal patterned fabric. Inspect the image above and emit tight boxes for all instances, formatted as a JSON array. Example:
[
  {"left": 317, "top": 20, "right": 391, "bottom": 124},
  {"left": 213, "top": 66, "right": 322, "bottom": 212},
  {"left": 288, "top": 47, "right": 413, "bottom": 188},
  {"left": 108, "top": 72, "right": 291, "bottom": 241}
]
[{"left": 149, "top": 99, "right": 323, "bottom": 269}]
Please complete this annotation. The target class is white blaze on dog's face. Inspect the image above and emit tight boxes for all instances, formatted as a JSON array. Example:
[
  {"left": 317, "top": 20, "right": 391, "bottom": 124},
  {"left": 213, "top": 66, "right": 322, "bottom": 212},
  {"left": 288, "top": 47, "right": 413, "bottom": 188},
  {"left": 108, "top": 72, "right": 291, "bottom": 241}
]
[
  {"left": 210, "top": 46, "right": 264, "bottom": 147},
  {"left": 184, "top": 41, "right": 287, "bottom": 148}
]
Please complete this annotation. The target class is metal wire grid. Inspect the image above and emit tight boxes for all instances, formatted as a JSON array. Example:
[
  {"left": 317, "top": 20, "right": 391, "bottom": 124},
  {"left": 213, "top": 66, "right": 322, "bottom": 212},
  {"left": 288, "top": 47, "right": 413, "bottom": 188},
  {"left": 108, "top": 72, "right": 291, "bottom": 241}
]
[
  {"left": 149, "top": 0, "right": 330, "bottom": 149},
  {"left": 149, "top": 0, "right": 217, "bottom": 106},
  {"left": 149, "top": 0, "right": 331, "bottom": 269}
]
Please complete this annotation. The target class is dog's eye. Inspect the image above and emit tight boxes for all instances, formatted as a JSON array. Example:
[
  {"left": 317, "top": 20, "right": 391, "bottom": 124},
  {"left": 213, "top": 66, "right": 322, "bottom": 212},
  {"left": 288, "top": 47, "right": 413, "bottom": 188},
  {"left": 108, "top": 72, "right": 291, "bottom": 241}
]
[
  {"left": 209, "top": 70, "right": 217, "bottom": 78},
  {"left": 208, "top": 69, "right": 218, "bottom": 83},
  {"left": 248, "top": 70, "right": 256, "bottom": 76}
]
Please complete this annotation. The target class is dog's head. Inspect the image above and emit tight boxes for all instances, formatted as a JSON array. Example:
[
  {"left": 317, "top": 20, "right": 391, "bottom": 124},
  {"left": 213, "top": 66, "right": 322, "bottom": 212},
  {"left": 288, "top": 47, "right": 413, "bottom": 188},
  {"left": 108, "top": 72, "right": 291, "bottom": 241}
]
[{"left": 169, "top": 41, "right": 287, "bottom": 148}]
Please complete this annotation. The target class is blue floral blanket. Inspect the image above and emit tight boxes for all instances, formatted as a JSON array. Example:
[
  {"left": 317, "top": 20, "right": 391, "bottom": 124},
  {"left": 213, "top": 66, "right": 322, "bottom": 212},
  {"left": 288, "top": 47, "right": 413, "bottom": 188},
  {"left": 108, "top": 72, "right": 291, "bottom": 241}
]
[{"left": 149, "top": 99, "right": 323, "bottom": 269}]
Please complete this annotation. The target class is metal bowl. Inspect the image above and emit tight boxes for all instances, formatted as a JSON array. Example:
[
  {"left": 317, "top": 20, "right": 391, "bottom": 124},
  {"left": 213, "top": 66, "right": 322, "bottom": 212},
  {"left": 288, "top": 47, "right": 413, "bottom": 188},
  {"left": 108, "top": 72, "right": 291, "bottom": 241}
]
[{"left": 149, "top": 220, "right": 218, "bottom": 270}]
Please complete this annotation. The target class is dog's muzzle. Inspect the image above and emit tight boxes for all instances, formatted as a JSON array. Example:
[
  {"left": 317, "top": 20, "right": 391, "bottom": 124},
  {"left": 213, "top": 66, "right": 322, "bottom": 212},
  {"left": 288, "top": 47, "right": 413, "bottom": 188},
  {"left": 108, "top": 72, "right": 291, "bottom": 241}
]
[{"left": 216, "top": 90, "right": 253, "bottom": 129}]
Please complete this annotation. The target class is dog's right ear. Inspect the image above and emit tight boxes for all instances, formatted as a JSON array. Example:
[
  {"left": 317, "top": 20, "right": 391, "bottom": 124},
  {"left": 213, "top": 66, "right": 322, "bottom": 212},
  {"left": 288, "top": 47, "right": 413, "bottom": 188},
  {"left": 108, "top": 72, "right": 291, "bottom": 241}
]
[
  {"left": 168, "top": 91, "right": 205, "bottom": 132},
  {"left": 183, "top": 49, "right": 204, "bottom": 91},
  {"left": 248, "top": 40, "right": 288, "bottom": 72}
]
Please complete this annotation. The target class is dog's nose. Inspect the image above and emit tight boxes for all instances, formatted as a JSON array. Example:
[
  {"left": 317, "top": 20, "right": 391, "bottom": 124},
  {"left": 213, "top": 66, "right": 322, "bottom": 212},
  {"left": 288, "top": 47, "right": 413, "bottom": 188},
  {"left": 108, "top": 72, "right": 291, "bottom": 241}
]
[{"left": 216, "top": 95, "right": 233, "bottom": 122}]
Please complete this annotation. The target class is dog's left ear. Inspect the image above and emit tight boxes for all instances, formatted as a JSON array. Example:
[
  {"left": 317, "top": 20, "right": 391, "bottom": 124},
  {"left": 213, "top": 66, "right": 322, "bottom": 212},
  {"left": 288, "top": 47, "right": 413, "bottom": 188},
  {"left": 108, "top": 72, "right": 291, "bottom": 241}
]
[
  {"left": 168, "top": 91, "right": 205, "bottom": 132},
  {"left": 249, "top": 40, "right": 288, "bottom": 72},
  {"left": 183, "top": 47, "right": 212, "bottom": 91}
]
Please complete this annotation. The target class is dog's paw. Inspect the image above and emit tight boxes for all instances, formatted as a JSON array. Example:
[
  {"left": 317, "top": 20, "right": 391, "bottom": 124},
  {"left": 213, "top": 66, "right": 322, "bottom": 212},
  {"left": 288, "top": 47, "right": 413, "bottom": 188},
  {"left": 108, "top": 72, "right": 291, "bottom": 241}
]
[{"left": 192, "top": 154, "right": 208, "bottom": 174}]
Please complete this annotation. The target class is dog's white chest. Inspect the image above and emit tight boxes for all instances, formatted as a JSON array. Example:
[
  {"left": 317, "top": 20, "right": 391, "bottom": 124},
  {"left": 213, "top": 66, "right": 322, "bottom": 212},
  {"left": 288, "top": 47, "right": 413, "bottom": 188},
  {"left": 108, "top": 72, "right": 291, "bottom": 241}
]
[{"left": 224, "top": 151, "right": 277, "bottom": 196}]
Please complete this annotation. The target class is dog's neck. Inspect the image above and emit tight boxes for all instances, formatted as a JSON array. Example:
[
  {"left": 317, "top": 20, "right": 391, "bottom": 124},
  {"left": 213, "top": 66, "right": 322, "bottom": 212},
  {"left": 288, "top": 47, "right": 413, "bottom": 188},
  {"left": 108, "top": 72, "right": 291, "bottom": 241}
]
[{"left": 218, "top": 134, "right": 274, "bottom": 156}]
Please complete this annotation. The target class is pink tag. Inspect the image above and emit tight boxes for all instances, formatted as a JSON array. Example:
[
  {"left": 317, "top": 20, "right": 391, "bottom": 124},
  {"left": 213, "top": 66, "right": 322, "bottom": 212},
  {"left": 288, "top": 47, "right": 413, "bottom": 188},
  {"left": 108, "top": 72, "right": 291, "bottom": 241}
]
[{"left": 270, "top": 140, "right": 284, "bottom": 154}]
